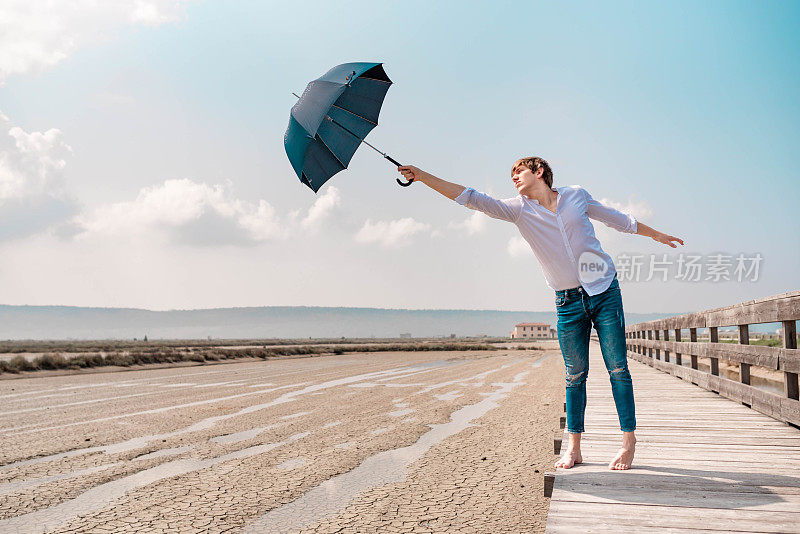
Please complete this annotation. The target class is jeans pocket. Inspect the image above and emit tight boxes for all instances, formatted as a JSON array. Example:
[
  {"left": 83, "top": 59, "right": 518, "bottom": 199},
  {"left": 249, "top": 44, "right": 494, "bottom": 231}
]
[{"left": 555, "top": 295, "right": 566, "bottom": 307}]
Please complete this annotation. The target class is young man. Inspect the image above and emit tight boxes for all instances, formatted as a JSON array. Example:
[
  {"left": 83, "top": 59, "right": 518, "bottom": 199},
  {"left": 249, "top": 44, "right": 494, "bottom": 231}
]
[{"left": 397, "top": 158, "right": 683, "bottom": 470}]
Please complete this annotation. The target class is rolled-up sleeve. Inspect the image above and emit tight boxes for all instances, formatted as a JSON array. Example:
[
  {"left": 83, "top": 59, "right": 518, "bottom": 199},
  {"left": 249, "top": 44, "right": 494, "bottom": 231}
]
[
  {"left": 584, "top": 188, "right": 638, "bottom": 234},
  {"left": 454, "top": 187, "right": 521, "bottom": 223}
]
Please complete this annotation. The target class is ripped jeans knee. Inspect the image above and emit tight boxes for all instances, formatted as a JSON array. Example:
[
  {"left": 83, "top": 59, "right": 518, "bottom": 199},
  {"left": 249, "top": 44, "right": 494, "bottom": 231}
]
[
  {"left": 565, "top": 367, "right": 588, "bottom": 386},
  {"left": 607, "top": 364, "right": 632, "bottom": 384}
]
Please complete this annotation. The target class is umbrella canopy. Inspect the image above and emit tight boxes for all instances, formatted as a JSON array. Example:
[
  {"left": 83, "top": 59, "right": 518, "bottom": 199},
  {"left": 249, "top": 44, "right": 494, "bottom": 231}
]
[{"left": 284, "top": 62, "right": 396, "bottom": 193}]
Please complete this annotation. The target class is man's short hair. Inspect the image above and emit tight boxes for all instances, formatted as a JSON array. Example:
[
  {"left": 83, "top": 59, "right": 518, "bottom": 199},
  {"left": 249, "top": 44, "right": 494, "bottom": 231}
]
[{"left": 512, "top": 157, "right": 553, "bottom": 188}]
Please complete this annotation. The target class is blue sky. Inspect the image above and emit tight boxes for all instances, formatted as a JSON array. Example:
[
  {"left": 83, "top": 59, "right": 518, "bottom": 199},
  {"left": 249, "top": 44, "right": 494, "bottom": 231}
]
[{"left": 0, "top": 0, "right": 797, "bottom": 313}]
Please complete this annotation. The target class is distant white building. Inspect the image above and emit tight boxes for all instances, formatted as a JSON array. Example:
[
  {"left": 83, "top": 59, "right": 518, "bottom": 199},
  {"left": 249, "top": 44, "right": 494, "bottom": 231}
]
[{"left": 510, "top": 322, "right": 555, "bottom": 339}]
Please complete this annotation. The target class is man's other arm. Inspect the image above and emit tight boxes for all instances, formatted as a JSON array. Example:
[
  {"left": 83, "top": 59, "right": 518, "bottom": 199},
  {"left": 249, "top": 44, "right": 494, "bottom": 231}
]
[
  {"left": 584, "top": 188, "right": 684, "bottom": 248},
  {"left": 635, "top": 221, "right": 685, "bottom": 248}
]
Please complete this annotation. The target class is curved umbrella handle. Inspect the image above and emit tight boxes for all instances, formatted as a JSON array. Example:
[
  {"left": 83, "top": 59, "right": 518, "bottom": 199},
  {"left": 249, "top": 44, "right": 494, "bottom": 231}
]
[{"left": 385, "top": 155, "right": 413, "bottom": 187}]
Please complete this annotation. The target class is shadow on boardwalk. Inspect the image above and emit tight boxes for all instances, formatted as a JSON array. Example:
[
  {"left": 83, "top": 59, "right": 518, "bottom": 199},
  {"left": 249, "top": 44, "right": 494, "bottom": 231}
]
[{"left": 555, "top": 463, "right": 800, "bottom": 508}]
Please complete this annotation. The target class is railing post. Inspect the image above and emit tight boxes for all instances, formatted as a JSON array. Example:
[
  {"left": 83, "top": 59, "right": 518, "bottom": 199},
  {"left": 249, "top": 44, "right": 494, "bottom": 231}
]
[
  {"left": 709, "top": 326, "right": 720, "bottom": 376},
  {"left": 674, "top": 328, "right": 682, "bottom": 366},
  {"left": 784, "top": 320, "right": 799, "bottom": 401},
  {"left": 663, "top": 329, "right": 670, "bottom": 363},
  {"left": 739, "top": 324, "right": 750, "bottom": 385},
  {"left": 654, "top": 329, "right": 660, "bottom": 360},
  {"left": 690, "top": 328, "right": 698, "bottom": 369}
]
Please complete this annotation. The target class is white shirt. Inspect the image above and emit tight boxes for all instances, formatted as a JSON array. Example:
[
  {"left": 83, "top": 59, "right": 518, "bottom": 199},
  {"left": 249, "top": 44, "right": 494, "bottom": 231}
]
[{"left": 454, "top": 184, "right": 638, "bottom": 296}]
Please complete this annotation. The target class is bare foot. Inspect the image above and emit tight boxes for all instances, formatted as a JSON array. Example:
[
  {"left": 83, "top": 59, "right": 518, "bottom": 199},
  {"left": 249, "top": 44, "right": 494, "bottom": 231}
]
[
  {"left": 554, "top": 449, "right": 583, "bottom": 469},
  {"left": 609, "top": 445, "right": 635, "bottom": 470}
]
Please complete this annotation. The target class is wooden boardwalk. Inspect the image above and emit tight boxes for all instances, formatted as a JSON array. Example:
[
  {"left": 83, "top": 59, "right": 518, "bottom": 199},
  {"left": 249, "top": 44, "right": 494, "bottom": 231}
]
[{"left": 545, "top": 341, "right": 800, "bottom": 533}]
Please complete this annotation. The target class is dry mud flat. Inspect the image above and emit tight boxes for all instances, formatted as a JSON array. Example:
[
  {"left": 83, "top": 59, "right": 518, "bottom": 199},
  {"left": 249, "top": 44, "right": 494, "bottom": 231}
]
[{"left": 0, "top": 348, "right": 564, "bottom": 533}]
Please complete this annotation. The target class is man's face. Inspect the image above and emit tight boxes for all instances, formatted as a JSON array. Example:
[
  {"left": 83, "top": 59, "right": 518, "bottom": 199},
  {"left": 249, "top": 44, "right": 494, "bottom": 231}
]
[{"left": 512, "top": 166, "right": 539, "bottom": 194}]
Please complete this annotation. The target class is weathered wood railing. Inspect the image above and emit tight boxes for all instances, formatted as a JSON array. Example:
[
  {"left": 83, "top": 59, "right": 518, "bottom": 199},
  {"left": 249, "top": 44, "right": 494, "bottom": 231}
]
[{"left": 624, "top": 290, "right": 800, "bottom": 427}]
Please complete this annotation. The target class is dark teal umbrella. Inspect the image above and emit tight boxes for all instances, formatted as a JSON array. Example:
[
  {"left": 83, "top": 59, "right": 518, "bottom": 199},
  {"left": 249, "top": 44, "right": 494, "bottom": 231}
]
[{"left": 284, "top": 62, "right": 410, "bottom": 193}]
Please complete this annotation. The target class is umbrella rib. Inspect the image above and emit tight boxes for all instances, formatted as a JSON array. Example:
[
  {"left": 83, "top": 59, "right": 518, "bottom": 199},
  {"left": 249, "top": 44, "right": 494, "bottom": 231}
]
[
  {"left": 315, "top": 132, "right": 347, "bottom": 170},
  {"left": 326, "top": 116, "right": 394, "bottom": 163},
  {"left": 357, "top": 76, "right": 391, "bottom": 84},
  {"left": 330, "top": 104, "right": 378, "bottom": 126}
]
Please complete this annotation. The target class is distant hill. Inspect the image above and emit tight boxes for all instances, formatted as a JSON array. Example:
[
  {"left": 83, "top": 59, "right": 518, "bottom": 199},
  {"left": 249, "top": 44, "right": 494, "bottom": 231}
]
[{"left": 0, "top": 305, "right": 698, "bottom": 340}]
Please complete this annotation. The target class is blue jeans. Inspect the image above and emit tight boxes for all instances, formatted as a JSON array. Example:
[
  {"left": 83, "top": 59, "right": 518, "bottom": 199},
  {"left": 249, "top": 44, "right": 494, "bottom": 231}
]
[{"left": 555, "top": 275, "right": 636, "bottom": 433}]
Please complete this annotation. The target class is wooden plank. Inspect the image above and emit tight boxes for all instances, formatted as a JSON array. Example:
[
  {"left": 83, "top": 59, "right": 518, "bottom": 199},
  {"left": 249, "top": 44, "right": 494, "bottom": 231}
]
[
  {"left": 575, "top": 430, "right": 800, "bottom": 440},
  {"left": 552, "top": 457, "right": 800, "bottom": 472},
  {"left": 782, "top": 396, "right": 800, "bottom": 423},
  {"left": 564, "top": 435, "right": 800, "bottom": 446},
  {"left": 706, "top": 298, "right": 782, "bottom": 327},
  {"left": 780, "top": 350, "right": 800, "bottom": 374},
  {"left": 553, "top": 469, "right": 800, "bottom": 490},
  {"left": 588, "top": 428, "right": 794, "bottom": 438},
  {"left": 547, "top": 525, "right": 768, "bottom": 534},
  {"left": 548, "top": 501, "right": 800, "bottom": 533},
  {"left": 551, "top": 486, "right": 800, "bottom": 511},
  {"left": 628, "top": 338, "right": 790, "bottom": 370},
  {"left": 547, "top": 523, "right": 763, "bottom": 533},
  {"left": 624, "top": 291, "right": 800, "bottom": 332}
]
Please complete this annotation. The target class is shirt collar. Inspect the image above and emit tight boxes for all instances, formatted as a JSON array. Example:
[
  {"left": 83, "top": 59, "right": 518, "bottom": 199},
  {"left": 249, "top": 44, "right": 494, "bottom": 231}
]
[{"left": 521, "top": 187, "right": 560, "bottom": 205}]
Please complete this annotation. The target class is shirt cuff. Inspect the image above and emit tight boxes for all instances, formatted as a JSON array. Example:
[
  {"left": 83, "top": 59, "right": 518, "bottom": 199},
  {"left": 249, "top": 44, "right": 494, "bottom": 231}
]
[
  {"left": 454, "top": 187, "right": 473, "bottom": 206},
  {"left": 629, "top": 215, "right": 638, "bottom": 234}
]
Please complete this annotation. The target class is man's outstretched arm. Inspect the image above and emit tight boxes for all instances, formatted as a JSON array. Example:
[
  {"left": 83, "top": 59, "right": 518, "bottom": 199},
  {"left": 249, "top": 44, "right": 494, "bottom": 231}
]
[
  {"left": 635, "top": 222, "right": 684, "bottom": 248},
  {"left": 397, "top": 165, "right": 465, "bottom": 200},
  {"left": 397, "top": 165, "right": 521, "bottom": 223},
  {"left": 584, "top": 188, "right": 684, "bottom": 248}
]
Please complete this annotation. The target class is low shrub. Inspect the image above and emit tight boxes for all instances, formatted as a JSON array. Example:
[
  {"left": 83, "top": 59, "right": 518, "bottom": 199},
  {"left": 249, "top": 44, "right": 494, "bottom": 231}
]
[
  {"left": 70, "top": 353, "right": 105, "bottom": 368},
  {"left": 183, "top": 352, "right": 206, "bottom": 363},
  {"left": 8, "top": 355, "right": 37, "bottom": 372},
  {"left": 36, "top": 353, "right": 68, "bottom": 370},
  {"left": 0, "top": 360, "right": 20, "bottom": 373},
  {"left": 104, "top": 353, "right": 135, "bottom": 367}
]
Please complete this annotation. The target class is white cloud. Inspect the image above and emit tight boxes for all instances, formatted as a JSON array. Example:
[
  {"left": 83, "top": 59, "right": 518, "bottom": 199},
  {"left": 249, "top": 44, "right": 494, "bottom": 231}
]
[
  {"left": 74, "top": 178, "right": 286, "bottom": 246},
  {"left": 448, "top": 210, "right": 486, "bottom": 235},
  {"left": 355, "top": 217, "right": 430, "bottom": 249},
  {"left": 0, "top": 111, "right": 78, "bottom": 240},
  {"left": 507, "top": 236, "right": 531, "bottom": 257},
  {"left": 300, "top": 186, "right": 340, "bottom": 232},
  {"left": 129, "top": 0, "right": 186, "bottom": 25},
  {"left": 1, "top": 122, "right": 72, "bottom": 200},
  {"left": 0, "top": 0, "right": 189, "bottom": 82},
  {"left": 73, "top": 180, "right": 343, "bottom": 247}
]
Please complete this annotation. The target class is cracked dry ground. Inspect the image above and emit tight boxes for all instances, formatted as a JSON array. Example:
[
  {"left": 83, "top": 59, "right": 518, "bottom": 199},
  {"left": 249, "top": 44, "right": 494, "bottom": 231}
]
[{"left": 0, "top": 347, "right": 564, "bottom": 533}]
